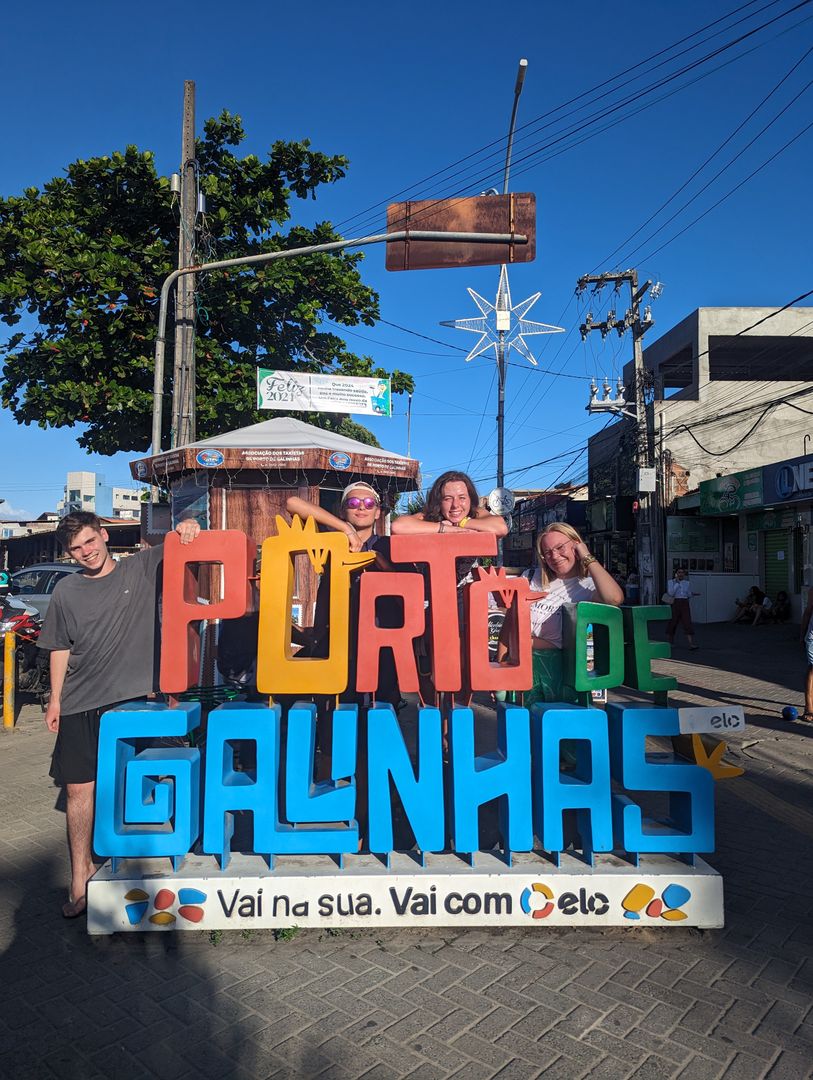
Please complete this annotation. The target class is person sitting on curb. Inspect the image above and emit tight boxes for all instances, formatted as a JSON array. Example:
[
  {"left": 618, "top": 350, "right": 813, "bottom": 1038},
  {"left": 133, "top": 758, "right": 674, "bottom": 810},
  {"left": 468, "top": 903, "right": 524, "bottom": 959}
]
[
  {"left": 770, "top": 590, "right": 791, "bottom": 623},
  {"left": 753, "top": 591, "right": 790, "bottom": 626},
  {"left": 39, "top": 511, "right": 200, "bottom": 919},
  {"left": 732, "top": 586, "right": 765, "bottom": 623}
]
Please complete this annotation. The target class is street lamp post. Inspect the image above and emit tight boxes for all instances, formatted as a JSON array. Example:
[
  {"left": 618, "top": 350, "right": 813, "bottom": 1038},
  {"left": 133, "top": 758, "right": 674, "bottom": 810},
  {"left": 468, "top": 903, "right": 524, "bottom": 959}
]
[
  {"left": 150, "top": 228, "right": 529, "bottom": 458},
  {"left": 441, "top": 62, "right": 563, "bottom": 501},
  {"left": 497, "top": 59, "right": 528, "bottom": 489}
]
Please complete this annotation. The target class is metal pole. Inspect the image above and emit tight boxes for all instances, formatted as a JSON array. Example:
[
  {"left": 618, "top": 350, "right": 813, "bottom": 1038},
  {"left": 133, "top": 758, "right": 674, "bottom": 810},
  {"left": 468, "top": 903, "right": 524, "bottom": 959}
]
[
  {"left": 496, "top": 58, "right": 527, "bottom": 494},
  {"left": 503, "top": 59, "right": 528, "bottom": 195},
  {"left": 149, "top": 228, "right": 528, "bottom": 458},
  {"left": 497, "top": 335, "right": 505, "bottom": 488},
  {"left": 3, "top": 632, "right": 15, "bottom": 729},
  {"left": 171, "top": 81, "right": 197, "bottom": 449},
  {"left": 630, "top": 271, "right": 657, "bottom": 603},
  {"left": 406, "top": 392, "right": 413, "bottom": 458}
]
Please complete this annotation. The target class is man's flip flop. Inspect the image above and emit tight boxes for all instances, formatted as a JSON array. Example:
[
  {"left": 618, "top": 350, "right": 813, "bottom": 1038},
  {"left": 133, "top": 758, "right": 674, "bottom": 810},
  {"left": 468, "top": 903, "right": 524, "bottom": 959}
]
[
  {"left": 62, "top": 896, "right": 87, "bottom": 919},
  {"left": 801, "top": 713, "right": 813, "bottom": 724}
]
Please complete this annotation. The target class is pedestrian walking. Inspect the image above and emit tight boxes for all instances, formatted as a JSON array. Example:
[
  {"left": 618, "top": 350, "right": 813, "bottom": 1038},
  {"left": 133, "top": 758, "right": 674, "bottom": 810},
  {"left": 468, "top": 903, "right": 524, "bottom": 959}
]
[
  {"left": 799, "top": 592, "right": 813, "bottom": 723},
  {"left": 665, "top": 568, "right": 699, "bottom": 650}
]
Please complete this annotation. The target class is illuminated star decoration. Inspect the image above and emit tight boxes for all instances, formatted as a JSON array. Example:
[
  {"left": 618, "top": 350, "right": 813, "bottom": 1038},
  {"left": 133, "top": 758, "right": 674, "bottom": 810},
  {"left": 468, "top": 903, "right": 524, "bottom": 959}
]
[{"left": 440, "top": 264, "right": 564, "bottom": 365}]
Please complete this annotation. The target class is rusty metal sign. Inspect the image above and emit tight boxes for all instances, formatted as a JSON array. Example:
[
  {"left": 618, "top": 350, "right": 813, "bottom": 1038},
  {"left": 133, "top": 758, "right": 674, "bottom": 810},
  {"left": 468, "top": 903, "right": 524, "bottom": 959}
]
[{"left": 385, "top": 194, "right": 536, "bottom": 271}]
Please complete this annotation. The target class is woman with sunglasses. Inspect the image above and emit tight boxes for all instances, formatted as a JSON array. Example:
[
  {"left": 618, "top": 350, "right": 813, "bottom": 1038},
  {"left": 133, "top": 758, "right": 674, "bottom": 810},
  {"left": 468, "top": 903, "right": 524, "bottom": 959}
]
[
  {"left": 286, "top": 482, "right": 403, "bottom": 710},
  {"left": 286, "top": 483, "right": 405, "bottom": 844},
  {"left": 498, "top": 522, "right": 623, "bottom": 705},
  {"left": 287, "top": 483, "right": 383, "bottom": 555}
]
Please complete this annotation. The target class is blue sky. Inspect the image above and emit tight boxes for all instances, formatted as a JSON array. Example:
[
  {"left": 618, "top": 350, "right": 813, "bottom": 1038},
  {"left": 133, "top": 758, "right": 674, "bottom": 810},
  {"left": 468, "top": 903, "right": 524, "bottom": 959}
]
[{"left": 1, "top": 0, "right": 811, "bottom": 517}]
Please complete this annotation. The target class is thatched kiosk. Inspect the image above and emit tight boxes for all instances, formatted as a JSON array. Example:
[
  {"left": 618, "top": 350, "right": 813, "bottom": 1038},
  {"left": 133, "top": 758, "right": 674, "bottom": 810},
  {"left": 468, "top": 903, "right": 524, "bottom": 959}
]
[{"left": 130, "top": 416, "right": 420, "bottom": 629}]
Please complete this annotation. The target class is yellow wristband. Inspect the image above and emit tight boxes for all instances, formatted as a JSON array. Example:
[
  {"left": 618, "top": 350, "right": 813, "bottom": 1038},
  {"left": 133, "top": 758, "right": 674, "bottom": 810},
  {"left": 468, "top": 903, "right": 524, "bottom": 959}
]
[{"left": 459, "top": 516, "right": 470, "bottom": 528}]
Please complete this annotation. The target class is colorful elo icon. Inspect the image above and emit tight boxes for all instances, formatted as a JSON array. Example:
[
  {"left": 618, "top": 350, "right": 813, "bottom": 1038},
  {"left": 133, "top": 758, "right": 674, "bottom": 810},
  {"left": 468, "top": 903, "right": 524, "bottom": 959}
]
[
  {"left": 124, "top": 888, "right": 149, "bottom": 925},
  {"left": 621, "top": 882, "right": 691, "bottom": 921},
  {"left": 520, "top": 882, "right": 554, "bottom": 919}
]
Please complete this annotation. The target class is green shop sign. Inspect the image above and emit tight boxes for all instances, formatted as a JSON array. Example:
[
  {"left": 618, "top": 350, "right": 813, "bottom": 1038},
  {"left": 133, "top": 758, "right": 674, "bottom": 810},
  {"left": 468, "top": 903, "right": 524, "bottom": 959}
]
[
  {"left": 666, "top": 517, "right": 719, "bottom": 553},
  {"left": 699, "top": 468, "right": 763, "bottom": 514},
  {"left": 746, "top": 507, "right": 813, "bottom": 531}
]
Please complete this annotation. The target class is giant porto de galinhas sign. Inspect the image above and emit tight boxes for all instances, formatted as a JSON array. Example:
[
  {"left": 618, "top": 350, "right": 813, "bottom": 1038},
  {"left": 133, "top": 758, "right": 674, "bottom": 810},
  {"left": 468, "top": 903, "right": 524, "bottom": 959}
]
[{"left": 87, "top": 521, "right": 725, "bottom": 934}]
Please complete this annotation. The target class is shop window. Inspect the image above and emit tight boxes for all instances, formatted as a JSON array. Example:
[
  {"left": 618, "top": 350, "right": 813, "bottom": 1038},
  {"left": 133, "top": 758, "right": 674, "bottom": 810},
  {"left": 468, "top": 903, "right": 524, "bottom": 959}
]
[{"left": 721, "top": 518, "right": 738, "bottom": 572}]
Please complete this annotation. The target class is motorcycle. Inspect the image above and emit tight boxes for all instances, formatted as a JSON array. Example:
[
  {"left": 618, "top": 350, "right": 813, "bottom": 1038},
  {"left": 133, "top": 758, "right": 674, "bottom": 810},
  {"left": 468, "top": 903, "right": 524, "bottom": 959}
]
[{"left": 0, "top": 598, "right": 50, "bottom": 698}]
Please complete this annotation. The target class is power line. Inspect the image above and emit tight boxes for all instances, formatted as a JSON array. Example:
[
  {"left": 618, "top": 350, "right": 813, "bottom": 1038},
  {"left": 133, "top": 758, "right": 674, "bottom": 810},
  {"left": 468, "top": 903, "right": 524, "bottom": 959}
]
[
  {"left": 662, "top": 385, "right": 813, "bottom": 441},
  {"left": 656, "top": 300, "right": 813, "bottom": 423},
  {"left": 636, "top": 120, "right": 813, "bottom": 263},
  {"left": 466, "top": 368, "right": 498, "bottom": 475},
  {"left": 324, "top": 319, "right": 458, "bottom": 357},
  {"left": 595, "top": 41, "right": 813, "bottom": 270},
  {"left": 335, "top": 0, "right": 793, "bottom": 237},
  {"left": 495, "top": 48, "right": 813, "bottom": 434},
  {"left": 341, "top": 2, "right": 812, "bottom": 240}
]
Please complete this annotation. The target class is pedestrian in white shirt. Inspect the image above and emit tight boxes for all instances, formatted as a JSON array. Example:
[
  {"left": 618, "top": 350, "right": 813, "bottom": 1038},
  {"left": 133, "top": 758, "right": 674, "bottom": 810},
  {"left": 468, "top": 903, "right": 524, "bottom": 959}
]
[{"left": 666, "top": 568, "right": 698, "bottom": 650}]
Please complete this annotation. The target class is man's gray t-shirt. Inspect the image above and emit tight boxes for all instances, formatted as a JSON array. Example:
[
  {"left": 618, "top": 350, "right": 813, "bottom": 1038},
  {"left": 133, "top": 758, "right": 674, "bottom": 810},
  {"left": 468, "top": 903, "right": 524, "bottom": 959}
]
[{"left": 39, "top": 546, "right": 164, "bottom": 714}]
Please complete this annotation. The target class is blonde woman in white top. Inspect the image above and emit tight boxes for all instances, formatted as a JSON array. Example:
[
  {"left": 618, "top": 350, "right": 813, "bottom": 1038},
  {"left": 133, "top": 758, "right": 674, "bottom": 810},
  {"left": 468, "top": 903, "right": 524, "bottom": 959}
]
[{"left": 498, "top": 523, "right": 623, "bottom": 704}]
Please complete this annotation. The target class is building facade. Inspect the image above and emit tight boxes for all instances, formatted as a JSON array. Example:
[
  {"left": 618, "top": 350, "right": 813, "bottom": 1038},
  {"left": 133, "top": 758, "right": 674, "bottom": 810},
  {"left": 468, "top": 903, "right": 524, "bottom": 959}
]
[
  {"left": 58, "top": 471, "right": 142, "bottom": 519},
  {"left": 503, "top": 484, "right": 588, "bottom": 571},
  {"left": 586, "top": 305, "right": 813, "bottom": 609}
]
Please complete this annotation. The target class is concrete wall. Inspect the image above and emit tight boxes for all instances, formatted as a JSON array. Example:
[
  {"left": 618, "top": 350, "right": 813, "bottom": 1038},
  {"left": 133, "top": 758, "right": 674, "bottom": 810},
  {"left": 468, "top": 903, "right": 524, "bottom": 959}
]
[{"left": 609, "top": 307, "right": 813, "bottom": 491}]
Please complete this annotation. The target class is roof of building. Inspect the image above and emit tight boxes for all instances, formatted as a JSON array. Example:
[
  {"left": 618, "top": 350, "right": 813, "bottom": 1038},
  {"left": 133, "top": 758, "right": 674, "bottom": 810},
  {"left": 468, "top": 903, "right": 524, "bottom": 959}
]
[
  {"left": 130, "top": 416, "right": 420, "bottom": 488},
  {"left": 189, "top": 416, "right": 408, "bottom": 461}
]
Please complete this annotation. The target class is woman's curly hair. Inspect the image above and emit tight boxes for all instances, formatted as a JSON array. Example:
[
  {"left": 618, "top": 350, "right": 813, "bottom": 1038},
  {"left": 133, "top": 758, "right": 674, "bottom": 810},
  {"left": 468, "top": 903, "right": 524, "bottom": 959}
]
[{"left": 423, "top": 471, "right": 481, "bottom": 523}]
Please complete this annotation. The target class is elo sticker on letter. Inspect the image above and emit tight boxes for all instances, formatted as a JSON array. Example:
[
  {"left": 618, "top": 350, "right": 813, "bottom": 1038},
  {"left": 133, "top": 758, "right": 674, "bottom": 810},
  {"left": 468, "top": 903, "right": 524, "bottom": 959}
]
[{"left": 678, "top": 705, "right": 745, "bottom": 734}]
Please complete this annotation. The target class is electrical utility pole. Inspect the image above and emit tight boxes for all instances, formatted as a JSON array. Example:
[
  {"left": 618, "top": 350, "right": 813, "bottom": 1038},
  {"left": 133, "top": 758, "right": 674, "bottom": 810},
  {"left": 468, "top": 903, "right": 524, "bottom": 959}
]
[
  {"left": 170, "top": 81, "right": 198, "bottom": 449},
  {"left": 578, "top": 269, "right": 659, "bottom": 602}
]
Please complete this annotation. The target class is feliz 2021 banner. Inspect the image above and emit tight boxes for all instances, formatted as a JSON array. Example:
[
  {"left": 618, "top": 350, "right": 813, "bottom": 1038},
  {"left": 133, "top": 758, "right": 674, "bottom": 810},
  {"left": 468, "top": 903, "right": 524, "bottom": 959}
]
[{"left": 257, "top": 369, "right": 391, "bottom": 417}]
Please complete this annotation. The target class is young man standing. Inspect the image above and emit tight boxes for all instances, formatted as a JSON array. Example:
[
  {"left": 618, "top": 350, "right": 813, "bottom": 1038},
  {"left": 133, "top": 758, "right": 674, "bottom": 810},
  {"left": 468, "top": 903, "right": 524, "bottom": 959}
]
[{"left": 39, "top": 511, "right": 200, "bottom": 917}]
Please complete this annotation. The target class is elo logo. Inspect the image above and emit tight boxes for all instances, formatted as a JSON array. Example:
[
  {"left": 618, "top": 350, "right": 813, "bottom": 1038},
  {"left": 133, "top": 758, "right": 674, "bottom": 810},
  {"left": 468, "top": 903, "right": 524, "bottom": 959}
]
[
  {"left": 710, "top": 711, "right": 740, "bottom": 729},
  {"left": 520, "top": 882, "right": 554, "bottom": 919},
  {"left": 678, "top": 705, "right": 745, "bottom": 734},
  {"left": 558, "top": 889, "right": 609, "bottom": 917},
  {"left": 520, "top": 884, "right": 609, "bottom": 919}
]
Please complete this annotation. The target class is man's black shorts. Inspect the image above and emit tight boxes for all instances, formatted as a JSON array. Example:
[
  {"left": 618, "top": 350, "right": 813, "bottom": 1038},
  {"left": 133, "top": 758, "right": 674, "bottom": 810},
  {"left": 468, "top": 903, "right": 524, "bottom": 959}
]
[{"left": 49, "top": 700, "right": 144, "bottom": 786}]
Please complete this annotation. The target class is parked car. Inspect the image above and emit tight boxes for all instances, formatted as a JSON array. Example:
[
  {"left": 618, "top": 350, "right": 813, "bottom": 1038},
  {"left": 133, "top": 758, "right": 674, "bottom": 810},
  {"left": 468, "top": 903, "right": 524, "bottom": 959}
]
[{"left": 10, "top": 563, "right": 82, "bottom": 619}]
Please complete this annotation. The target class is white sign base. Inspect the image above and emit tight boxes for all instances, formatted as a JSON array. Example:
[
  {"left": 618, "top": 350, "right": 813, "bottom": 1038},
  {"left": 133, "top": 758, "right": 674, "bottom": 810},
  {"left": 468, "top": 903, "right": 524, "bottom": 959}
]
[
  {"left": 87, "top": 852, "right": 724, "bottom": 934},
  {"left": 678, "top": 705, "right": 745, "bottom": 734}
]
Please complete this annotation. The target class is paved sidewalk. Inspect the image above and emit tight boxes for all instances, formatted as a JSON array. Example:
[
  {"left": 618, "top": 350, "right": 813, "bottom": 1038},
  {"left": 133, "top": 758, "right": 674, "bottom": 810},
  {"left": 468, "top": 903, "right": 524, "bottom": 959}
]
[{"left": 0, "top": 623, "right": 811, "bottom": 1080}]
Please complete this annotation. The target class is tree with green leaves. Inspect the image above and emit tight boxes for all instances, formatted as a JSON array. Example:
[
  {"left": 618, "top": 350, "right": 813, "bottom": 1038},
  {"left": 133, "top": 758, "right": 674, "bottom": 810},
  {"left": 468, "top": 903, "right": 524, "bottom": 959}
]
[{"left": 0, "top": 112, "right": 413, "bottom": 455}]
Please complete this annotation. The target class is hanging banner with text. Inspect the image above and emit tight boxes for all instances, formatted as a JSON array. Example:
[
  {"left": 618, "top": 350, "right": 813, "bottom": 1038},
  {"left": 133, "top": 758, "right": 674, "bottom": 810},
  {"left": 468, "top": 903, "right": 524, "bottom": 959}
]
[{"left": 257, "top": 369, "right": 391, "bottom": 417}]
